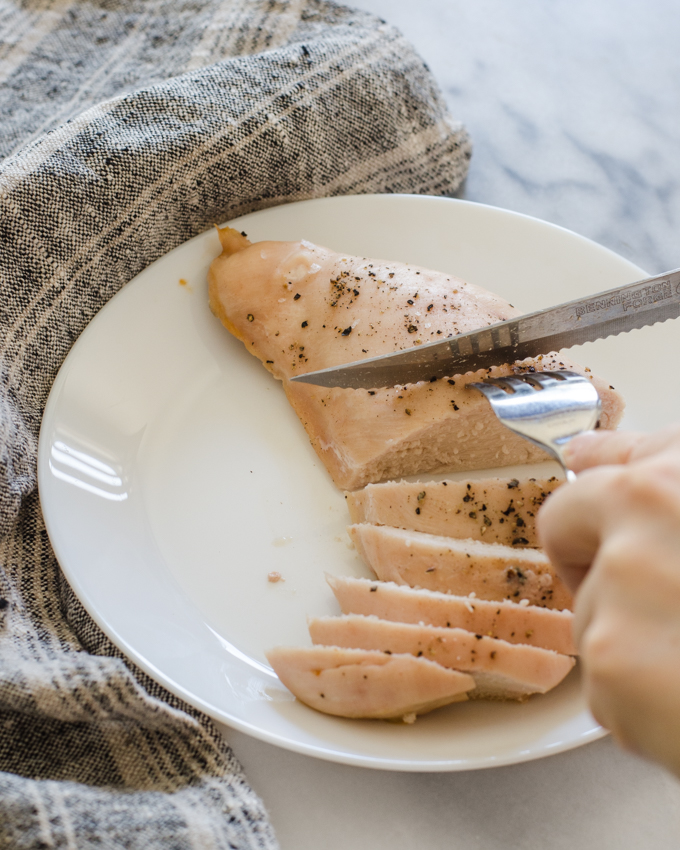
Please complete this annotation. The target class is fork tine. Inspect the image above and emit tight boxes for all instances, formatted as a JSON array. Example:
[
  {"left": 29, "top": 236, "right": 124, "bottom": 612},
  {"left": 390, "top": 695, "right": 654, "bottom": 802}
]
[
  {"left": 486, "top": 376, "right": 538, "bottom": 395},
  {"left": 521, "top": 371, "right": 572, "bottom": 390},
  {"left": 470, "top": 382, "right": 510, "bottom": 402}
]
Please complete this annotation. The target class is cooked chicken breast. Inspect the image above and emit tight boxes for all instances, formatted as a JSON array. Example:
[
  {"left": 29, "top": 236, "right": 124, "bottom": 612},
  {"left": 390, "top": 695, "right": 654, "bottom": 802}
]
[
  {"left": 266, "top": 645, "right": 473, "bottom": 719},
  {"left": 349, "top": 524, "right": 573, "bottom": 609},
  {"left": 308, "top": 615, "right": 575, "bottom": 700},
  {"left": 208, "top": 228, "right": 625, "bottom": 490},
  {"left": 345, "top": 477, "right": 562, "bottom": 547},
  {"left": 326, "top": 574, "right": 577, "bottom": 655}
]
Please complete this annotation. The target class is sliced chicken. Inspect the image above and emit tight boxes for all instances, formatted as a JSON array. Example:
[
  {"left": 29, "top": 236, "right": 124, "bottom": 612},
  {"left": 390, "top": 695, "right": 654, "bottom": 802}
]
[
  {"left": 266, "top": 645, "right": 473, "bottom": 719},
  {"left": 345, "top": 477, "right": 562, "bottom": 547},
  {"left": 208, "top": 228, "right": 625, "bottom": 490},
  {"left": 349, "top": 523, "right": 572, "bottom": 609},
  {"left": 308, "top": 615, "right": 575, "bottom": 700},
  {"left": 327, "top": 574, "right": 577, "bottom": 655}
]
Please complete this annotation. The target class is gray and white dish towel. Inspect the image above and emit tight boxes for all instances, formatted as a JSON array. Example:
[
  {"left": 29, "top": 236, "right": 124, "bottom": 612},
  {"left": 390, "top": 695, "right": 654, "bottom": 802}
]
[{"left": 0, "top": 0, "right": 471, "bottom": 845}]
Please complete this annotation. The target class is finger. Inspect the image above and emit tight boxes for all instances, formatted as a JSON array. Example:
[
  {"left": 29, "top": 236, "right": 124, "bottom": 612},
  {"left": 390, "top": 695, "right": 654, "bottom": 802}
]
[
  {"left": 575, "top": 559, "right": 680, "bottom": 778},
  {"left": 627, "top": 423, "right": 680, "bottom": 462},
  {"left": 564, "top": 423, "right": 680, "bottom": 472},
  {"left": 573, "top": 518, "right": 680, "bottom": 650},
  {"left": 569, "top": 530, "right": 636, "bottom": 651},
  {"left": 537, "top": 467, "right": 621, "bottom": 593},
  {"left": 563, "top": 430, "right": 645, "bottom": 472}
]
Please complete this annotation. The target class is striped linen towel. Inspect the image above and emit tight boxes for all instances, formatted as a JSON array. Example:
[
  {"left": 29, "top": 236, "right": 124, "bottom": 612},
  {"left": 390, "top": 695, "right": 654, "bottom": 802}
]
[{"left": 0, "top": 0, "right": 471, "bottom": 846}]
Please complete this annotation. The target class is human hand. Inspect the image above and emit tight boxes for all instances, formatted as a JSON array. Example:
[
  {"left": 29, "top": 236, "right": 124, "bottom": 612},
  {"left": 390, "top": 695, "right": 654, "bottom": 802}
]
[{"left": 537, "top": 424, "right": 680, "bottom": 778}]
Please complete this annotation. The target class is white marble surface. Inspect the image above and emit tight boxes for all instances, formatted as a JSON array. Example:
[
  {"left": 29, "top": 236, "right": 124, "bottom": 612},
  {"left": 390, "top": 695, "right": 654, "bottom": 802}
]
[
  {"left": 356, "top": 0, "right": 680, "bottom": 276},
  {"left": 225, "top": 2, "right": 680, "bottom": 846}
]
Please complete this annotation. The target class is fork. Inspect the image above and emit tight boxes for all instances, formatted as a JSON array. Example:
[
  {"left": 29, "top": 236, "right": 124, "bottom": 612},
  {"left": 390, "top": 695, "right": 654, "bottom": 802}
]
[{"left": 470, "top": 371, "right": 601, "bottom": 482}]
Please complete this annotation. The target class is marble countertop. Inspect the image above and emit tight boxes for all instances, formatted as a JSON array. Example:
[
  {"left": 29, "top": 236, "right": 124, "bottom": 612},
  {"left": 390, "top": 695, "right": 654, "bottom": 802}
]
[
  {"left": 224, "top": 2, "right": 680, "bottom": 848},
  {"left": 362, "top": 0, "right": 680, "bottom": 277}
]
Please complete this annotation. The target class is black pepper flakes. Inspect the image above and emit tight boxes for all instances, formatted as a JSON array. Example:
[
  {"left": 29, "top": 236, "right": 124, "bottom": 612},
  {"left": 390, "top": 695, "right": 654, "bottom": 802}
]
[
  {"left": 246, "top": 313, "right": 254, "bottom": 322},
  {"left": 301, "top": 321, "right": 308, "bottom": 328},
  {"left": 340, "top": 326, "right": 352, "bottom": 336}
]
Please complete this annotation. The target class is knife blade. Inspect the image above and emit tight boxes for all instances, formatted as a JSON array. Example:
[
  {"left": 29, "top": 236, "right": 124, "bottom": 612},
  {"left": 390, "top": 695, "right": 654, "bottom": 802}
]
[{"left": 290, "top": 267, "right": 680, "bottom": 389}]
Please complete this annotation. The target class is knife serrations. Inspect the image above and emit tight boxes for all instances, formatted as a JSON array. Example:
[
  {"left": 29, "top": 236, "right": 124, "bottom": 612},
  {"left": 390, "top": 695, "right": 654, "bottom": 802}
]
[{"left": 291, "top": 268, "right": 680, "bottom": 389}]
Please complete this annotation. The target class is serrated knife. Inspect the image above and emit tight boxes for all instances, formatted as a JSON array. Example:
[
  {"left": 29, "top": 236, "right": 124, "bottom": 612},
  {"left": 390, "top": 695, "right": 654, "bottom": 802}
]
[{"left": 290, "top": 268, "right": 680, "bottom": 389}]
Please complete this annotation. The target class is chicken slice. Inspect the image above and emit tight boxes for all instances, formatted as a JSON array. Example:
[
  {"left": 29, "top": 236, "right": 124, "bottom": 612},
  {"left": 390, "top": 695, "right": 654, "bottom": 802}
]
[
  {"left": 349, "top": 524, "right": 572, "bottom": 610},
  {"left": 345, "top": 477, "right": 562, "bottom": 547},
  {"left": 266, "top": 645, "right": 473, "bottom": 719},
  {"left": 327, "top": 574, "right": 577, "bottom": 655}
]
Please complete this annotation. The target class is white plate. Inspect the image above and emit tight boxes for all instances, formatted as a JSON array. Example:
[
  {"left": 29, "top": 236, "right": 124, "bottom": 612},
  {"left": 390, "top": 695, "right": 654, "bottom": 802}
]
[{"left": 39, "top": 194, "right": 667, "bottom": 772}]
